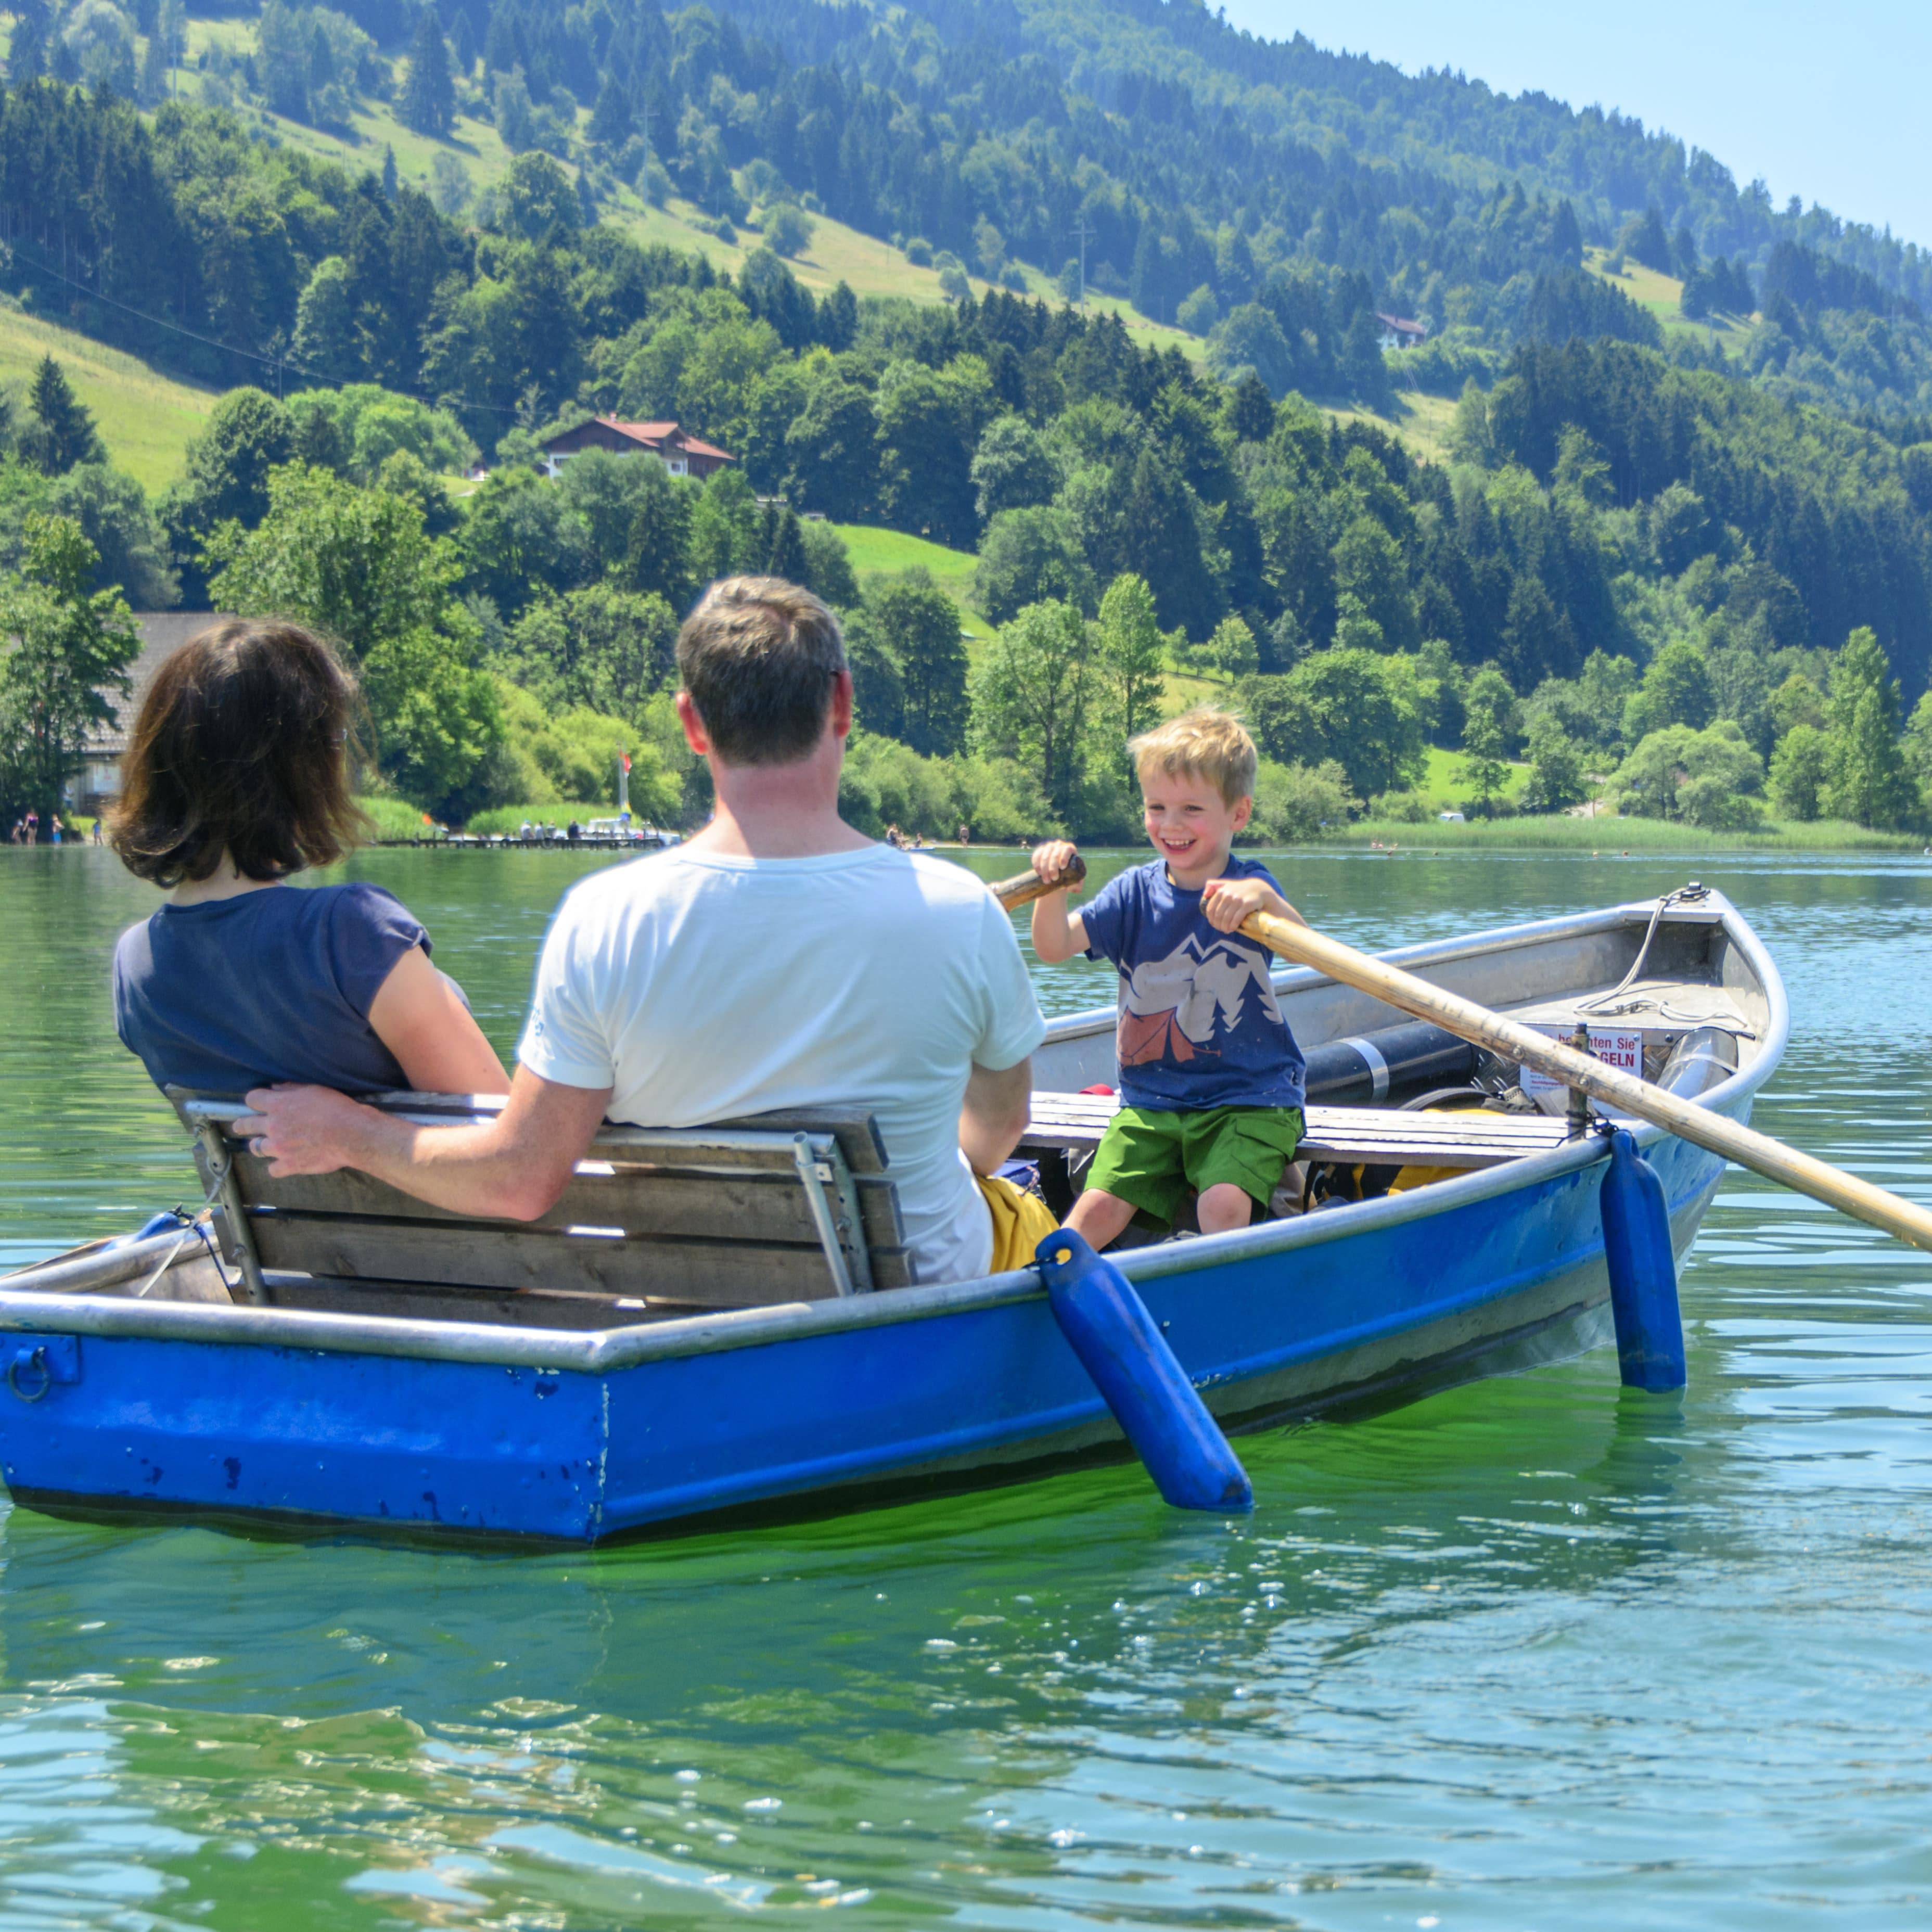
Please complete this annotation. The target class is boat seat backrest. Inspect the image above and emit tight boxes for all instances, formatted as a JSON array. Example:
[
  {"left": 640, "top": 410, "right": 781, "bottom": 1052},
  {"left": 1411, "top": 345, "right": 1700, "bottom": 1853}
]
[{"left": 170, "top": 1091, "right": 913, "bottom": 1311}]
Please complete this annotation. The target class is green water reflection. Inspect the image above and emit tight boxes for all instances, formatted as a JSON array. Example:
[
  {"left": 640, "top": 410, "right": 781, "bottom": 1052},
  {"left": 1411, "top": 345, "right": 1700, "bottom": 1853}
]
[{"left": 0, "top": 843, "right": 1928, "bottom": 1927}]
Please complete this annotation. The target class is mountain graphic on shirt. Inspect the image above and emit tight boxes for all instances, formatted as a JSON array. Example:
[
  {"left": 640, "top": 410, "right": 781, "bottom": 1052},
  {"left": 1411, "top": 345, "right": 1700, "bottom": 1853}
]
[{"left": 1116, "top": 932, "right": 1284, "bottom": 1068}]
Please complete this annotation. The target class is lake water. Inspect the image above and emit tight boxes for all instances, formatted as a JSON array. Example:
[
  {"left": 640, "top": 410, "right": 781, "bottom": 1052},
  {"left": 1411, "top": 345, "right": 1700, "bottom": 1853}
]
[{"left": 0, "top": 843, "right": 1928, "bottom": 1928}]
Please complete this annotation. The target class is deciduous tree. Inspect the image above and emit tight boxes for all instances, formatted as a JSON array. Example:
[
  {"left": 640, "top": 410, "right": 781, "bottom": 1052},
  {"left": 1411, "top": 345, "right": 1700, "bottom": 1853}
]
[
  {"left": 868, "top": 573, "right": 968, "bottom": 758},
  {"left": 1769, "top": 722, "right": 1831, "bottom": 821},
  {"left": 1519, "top": 712, "right": 1590, "bottom": 814},
  {"left": 1093, "top": 572, "right": 1167, "bottom": 764},
  {"left": 1823, "top": 626, "right": 1920, "bottom": 828},
  {"left": 206, "top": 466, "right": 500, "bottom": 811},
  {"left": 0, "top": 515, "right": 139, "bottom": 818},
  {"left": 971, "top": 599, "right": 1095, "bottom": 818}
]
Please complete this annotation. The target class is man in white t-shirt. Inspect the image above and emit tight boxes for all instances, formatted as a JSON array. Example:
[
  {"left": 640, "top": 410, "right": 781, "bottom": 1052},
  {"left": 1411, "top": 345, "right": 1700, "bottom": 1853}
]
[{"left": 238, "top": 577, "right": 1046, "bottom": 1284}]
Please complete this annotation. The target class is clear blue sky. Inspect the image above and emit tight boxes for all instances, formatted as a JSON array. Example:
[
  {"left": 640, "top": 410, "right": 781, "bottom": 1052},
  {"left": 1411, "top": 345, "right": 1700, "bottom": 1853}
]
[{"left": 1217, "top": 2, "right": 1930, "bottom": 249}]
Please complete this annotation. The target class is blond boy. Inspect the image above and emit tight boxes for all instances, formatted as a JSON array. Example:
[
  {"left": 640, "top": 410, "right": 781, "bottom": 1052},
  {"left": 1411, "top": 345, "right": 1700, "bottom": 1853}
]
[{"left": 1031, "top": 710, "right": 1309, "bottom": 1250}]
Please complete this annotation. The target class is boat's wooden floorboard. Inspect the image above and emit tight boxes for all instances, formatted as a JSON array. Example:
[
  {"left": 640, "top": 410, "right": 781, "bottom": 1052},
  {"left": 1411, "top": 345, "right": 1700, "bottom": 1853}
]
[{"left": 1022, "top": 1095, "right": 1576, "bottom": 1167}]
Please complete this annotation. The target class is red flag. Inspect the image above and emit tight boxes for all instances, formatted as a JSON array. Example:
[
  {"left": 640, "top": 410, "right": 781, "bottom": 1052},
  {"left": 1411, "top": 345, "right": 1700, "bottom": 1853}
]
[{"left": 621, "top": 752, "right": 632, "bottom": 772}]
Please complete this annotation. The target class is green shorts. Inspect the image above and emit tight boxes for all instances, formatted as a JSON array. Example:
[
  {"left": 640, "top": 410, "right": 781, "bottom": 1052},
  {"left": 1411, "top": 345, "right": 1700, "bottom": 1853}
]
[{"left": 1086, "top": 1104, "right": 1305, "bottom": 1230}]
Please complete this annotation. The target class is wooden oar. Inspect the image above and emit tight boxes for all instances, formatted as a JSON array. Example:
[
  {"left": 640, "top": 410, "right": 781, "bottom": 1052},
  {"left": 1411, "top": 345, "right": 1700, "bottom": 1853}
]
[
  {"left": 990, "top": 853, "right": 1086, "bottom": 912},
  {"left": 1238, "top": 909, "right": 1932, "bottom": 1256}
]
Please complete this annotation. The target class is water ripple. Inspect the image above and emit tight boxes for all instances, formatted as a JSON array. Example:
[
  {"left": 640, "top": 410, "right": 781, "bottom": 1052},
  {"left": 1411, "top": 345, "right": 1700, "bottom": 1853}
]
[{"left": 0, "top": 849, "right": 1928, "bottom": 1925}]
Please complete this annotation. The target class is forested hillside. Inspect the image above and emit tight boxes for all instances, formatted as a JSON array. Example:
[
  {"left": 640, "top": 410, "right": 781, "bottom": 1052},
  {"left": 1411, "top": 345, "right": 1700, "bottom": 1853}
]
[
  {"left": 2, "top": 0, "right": 1931, "bottom": 844},
  {"left": 9, "top": 0, "right": 1932, "bottom": 424}
]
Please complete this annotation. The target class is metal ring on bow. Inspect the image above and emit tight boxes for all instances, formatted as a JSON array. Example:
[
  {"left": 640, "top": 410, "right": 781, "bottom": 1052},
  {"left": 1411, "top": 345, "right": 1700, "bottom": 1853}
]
[{"left": 6, "top": 1349, "right": 51, "bottom": 1404}]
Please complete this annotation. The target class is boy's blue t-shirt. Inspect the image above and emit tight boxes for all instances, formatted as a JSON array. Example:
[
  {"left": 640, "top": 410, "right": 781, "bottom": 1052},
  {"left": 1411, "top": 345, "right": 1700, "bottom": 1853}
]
[{"left": 1079, "top": 855, "right": 1306, "bottom": 1112}]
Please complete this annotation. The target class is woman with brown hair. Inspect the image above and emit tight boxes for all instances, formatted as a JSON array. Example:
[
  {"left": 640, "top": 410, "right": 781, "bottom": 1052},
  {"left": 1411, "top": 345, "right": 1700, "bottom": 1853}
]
[{"left": 109, "top": 619, "right": 508, "bottom": 1098}]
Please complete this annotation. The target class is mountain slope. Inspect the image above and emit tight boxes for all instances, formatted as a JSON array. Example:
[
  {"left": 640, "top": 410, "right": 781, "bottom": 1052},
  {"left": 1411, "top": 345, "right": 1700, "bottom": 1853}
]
[{"left": 0, "top": 300, "right": 214, "bottom": 489}]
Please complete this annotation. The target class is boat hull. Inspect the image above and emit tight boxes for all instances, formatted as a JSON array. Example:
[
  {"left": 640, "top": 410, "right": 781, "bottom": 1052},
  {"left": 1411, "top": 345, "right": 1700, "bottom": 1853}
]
[
  {"left": 0, "top": 889, "right": 1784, "bottom": 1542},
  {"left": 0, "top": 1125, "right": 1730, "bottom": 1543}
]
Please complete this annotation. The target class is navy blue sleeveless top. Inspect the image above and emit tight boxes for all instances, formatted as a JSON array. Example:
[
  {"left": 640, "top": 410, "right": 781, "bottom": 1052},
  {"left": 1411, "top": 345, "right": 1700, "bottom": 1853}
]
[{"left": 113, "top": 881, "right": 431, "bottom": 1097}]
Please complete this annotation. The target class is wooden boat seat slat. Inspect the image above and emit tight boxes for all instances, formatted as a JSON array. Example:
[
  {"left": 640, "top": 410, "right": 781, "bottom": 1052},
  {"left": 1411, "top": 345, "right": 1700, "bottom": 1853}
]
[
  {"left": 245, "top": 1214, "right": 868, "bottom": 1303},
  {"left": 228, "top": 1155, "right": 906, "bottom": 1253},
  {"left": 178, "top": 1094, "right": 912, "bottom": 1307},
  {"left": 1021, "top": 1095, "right": 1576, "bottom": 1170}
]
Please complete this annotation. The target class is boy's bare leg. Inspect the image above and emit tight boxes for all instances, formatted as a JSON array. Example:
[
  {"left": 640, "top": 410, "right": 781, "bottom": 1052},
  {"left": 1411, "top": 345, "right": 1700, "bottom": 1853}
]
[
  {"left": 1197, "top": 1182, "right": 1256, "bottom": 1235},
  {"left": 1066, "top": 1186, "right": 1139, "bottom": 1250}
]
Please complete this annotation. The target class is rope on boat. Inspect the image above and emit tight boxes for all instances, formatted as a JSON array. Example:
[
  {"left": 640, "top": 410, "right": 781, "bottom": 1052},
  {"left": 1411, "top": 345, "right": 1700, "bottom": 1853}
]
[
  {"left": 131, "top": 1160, "right": 234, "bottom": 1300},
  {"left": 1576, "top": 882, "right": 1712, "bottom": 1019}
]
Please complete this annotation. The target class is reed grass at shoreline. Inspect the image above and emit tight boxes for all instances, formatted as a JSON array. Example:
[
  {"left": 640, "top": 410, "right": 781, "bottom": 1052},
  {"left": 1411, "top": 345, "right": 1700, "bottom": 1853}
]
[{"left": 1334, "top": 815, "right": 1926, "bottom": 853}]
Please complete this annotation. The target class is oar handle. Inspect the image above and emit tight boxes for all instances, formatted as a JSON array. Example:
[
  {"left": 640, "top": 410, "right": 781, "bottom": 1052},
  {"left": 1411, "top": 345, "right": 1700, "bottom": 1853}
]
[
  {"left": 1239, "top": 909, "right": 1932, "bottom": 1257},
  {"left": 990, "top": 852, "right": 1087, "bottom": 911}
]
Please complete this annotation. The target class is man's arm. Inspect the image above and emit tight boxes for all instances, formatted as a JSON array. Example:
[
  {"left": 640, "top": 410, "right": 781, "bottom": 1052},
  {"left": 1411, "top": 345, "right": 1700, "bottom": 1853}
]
[
  {"left": 1028, "top": 840, "right": 1088, "bottom": 964},
  {"left": 960, "top": 1057, "right": 1033, "bottom": 1175},
  {"left": 236, "top": 1065, "right": 614, "bottom": 1222}
]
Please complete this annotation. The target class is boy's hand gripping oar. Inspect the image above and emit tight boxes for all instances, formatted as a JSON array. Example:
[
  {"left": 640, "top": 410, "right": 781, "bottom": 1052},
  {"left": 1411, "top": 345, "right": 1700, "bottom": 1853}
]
[
  {"left": 988, "top": 852, "right": 1086, "bottom": 911},
  {"left": 1238, "top": 909, "right": 1932, "bottom": 1256}
]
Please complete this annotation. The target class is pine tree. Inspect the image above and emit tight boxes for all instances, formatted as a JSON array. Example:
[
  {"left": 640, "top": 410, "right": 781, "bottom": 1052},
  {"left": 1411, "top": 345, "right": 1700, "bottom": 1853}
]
[
  {"left": 1225, "top": 370, "right": 1274, "bottom": 444},
  {"left": 399, "top": 14, "right": 454, "bottom": 137},
  {"left": 8, "top": 0, "right": 51, "bottom": 81},
  {"left": 587, "top": 76, "right": 631, "bottom": 149},
  {"left": 25, "top": 358, "right": 104, "bottom": 475},
  {"left": 764, "top": 505, "right": 809, "bottom": 585},
  {"left": 381, "top": 145, "right": 399, "bottom": 199},
  {"left": 575, "top": 167, "right": 598, "bottom": 229},
  {"left": 1626, "top": 206, "right": 1673, "bottom": 274},
  {"left": 137, "top": 30, "right": 167, "bottom": 104},
  {"left": 626, "top": 472, "right": 696, "bottom": 609}
]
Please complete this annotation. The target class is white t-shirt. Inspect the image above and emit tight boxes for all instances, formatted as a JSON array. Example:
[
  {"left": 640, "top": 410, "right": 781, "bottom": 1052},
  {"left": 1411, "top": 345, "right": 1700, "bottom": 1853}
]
[{"left": 517, "top": 844, "right": 1047, "bottom": 1284}]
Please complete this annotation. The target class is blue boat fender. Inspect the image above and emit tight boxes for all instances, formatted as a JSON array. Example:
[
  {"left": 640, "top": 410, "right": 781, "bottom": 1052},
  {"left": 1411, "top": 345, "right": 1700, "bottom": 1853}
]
[
  {"left": 1599, "top": 1128, "right": 1686, "bottom": 1391},
  {"left": 1034, "top": 1228, "right": 1253, "bottom": 1512}
]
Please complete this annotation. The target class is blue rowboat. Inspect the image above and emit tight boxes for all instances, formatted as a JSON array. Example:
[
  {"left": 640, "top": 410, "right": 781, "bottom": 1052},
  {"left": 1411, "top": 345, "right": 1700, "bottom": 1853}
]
[{"left": 0, "top": 888, "right": 1782, "bottom": 1542}]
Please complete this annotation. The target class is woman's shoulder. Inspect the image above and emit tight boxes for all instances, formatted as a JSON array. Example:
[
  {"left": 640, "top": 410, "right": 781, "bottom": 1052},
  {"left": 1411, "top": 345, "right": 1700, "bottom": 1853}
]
[
  {"left": 111, "top": 909, "right": 161, "bottom": 980},
  {"left": 300, "top": 879, "right": 423, "bottom": 931}
]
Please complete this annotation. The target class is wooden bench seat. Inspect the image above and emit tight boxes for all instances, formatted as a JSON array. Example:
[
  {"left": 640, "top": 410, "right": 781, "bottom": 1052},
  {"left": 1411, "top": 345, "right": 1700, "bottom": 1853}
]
[
  {"left": 1021, "top": 1090, "right": 1575, "bottom": 1170},
  {"left": 173, "top": 1091, "right": 912, "bottom": 1314}
]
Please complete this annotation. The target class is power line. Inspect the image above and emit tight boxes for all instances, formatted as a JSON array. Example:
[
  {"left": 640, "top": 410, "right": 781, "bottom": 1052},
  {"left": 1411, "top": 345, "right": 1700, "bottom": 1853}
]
[{"left": 2, "top": 233, "right": 523, "bottom": 420}]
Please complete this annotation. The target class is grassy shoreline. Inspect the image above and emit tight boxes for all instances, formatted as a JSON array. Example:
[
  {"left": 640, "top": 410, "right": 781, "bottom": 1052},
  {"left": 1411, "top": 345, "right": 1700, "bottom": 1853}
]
[{"left": 1333, "top": 815, "right": 1926, "bottom": 853}]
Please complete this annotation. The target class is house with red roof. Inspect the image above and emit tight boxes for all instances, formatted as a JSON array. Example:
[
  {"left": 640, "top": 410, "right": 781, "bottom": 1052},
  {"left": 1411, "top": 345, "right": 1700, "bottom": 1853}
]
[
  {"left": 1374, "top": 312, "right": 1428, "bottom": 351},
  {"left": 538, "top": 416, "right": 734, "bottom": 481}
]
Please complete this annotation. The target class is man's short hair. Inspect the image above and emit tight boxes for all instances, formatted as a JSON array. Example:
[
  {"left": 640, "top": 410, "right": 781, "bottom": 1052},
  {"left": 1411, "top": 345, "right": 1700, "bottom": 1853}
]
[
  {"left": 1128, "top": 708, "right": 1259, "bottom": 807},
  {"left": 675, "top": 577, "right": 847, "bottom": 765}
]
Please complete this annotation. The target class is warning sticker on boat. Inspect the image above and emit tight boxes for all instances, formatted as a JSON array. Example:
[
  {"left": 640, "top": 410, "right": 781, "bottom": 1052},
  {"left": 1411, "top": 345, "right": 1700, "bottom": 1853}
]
[{"left": 1520, "top": 1023, "right": 1645, "bottom": 1113}]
